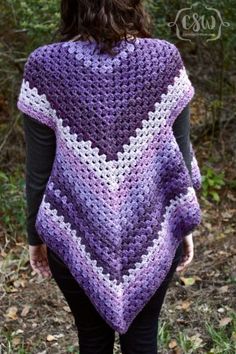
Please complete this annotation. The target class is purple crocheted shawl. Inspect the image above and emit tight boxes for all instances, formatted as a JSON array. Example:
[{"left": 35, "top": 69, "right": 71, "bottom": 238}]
[{"left": 17, "top": 37, "right": 202, "bottom": 334}]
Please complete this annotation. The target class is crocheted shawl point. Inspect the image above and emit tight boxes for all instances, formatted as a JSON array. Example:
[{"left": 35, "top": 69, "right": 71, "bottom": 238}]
[{"left": 17, "top": 37, "right": 202, "bottom": 334}]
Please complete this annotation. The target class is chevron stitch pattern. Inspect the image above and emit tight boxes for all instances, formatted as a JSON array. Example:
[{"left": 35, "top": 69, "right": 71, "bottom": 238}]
[{"left": 17, "top": 37, "right": 202, "bottom": 334}]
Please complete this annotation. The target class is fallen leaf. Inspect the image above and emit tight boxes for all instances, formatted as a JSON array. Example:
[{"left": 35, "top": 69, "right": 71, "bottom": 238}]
[
  {"left": 218, "top": 285, "right": 229, "bottom": 293},
  {"left": 63, "top": 305, "right": 71, "bottom": 313},
  {"left": 46, "top": 334, "right": 57, "bottom": 342},
  {"left": 168, "top": 338, "right": 178, "bottom": 349},
  {"left": 13, "top": 280, "right": 21, "bottom": 288},
  {"left": 8, "top": 287, "right": 18, "bottom": 293},
  {"left": 227, "top": 191, "right": 236, "bottom": 201},
  {"left": 1, "top": 249, "right": 7, "bottom": 257},
  {"left": 13, "top": 329, "right": 24, "bottom": 335},
  {"left": 189, "top": 333, "right": 203, "bottom": 346},
  {"left": 216, "top": 233, "right": 227, "bottom": 240},
  {"left": 12, "top": 337, "right": 21, "bottom": 346},
  {"left": 217, "top": 307, "right": 225, "bottom": 313},
  {"left": 219, "top": 317, "right": 232, "bottom": 327},
  {"left": 175, "top": 300, "right": 191, "bottom": 310},
  {"left": 13, "top": 279, "right": 27, "bottom": 288},
  {"left": 53, "top": 334, "right": 64, "bottom": 339},
  {"left": 180, "top": 277, "right": 196, "bottom": 286},
  {"left": 222, "top": 211, "right": 233, "bottom": 219},
  {"left": 173, "top": 347, "right": 183, "bottom": 354},
  {"left": 205, "top": 222, "right": 212, "bottom": 230},
  {"left": 21, "top": 305, "right": 31, "bottom": 317},
  {"left": 5, "top": 306, "right": 18, "bottom": 320},
  {"left": 181, "top": 301, "right": 191, "bottom": 310},
  {"left": 53, "top": 317, "right": 66, "bottom": 324}
]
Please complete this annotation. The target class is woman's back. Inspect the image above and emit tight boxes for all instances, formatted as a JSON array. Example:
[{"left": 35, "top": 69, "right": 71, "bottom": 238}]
[{"left": 17, "top": 36, "right": 202, "bottom": 334}]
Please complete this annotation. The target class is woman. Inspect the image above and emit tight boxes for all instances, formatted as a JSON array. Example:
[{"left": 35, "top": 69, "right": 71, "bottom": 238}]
[{"left": 17, "top": 1, "right": 202, "bottom": 353}]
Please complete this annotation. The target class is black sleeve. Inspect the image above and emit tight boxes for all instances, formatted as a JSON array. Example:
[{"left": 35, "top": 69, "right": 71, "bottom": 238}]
[
  {"left": 23, "top": 114, "right": 56, "bottom": 245},
  {"left": 172, "top": 103, "right": 192, "bottom": 179}
]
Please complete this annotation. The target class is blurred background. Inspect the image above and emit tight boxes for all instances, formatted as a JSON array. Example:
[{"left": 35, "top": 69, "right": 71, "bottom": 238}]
[{"left": 0, "top": 1, "right": 235, "bottom": 353}]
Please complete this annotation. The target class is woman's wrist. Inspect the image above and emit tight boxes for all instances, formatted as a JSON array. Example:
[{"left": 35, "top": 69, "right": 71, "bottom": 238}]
[{"left": 184, "top": 232, "right": 193, "bottom": 240}]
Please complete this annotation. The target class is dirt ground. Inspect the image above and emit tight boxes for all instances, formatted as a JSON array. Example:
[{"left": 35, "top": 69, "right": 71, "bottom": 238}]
[{"left": 1, "top": 130, "right": 236, "bottom": 353}]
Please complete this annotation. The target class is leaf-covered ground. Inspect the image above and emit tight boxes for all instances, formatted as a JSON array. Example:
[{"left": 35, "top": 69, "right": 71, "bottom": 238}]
[{"left": 1, "top": 115, "right": 236, "bottom": 353}]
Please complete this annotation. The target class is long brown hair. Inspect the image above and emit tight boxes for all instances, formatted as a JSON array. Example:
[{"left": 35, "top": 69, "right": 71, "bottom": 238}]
[{"left": 59, "top": 0, "right": 153, "bottom": 55}]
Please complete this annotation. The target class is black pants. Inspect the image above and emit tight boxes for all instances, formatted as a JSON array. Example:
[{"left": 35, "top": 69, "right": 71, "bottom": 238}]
[{"left": 47, "top": 241, "right": 183, "bottom": 354}]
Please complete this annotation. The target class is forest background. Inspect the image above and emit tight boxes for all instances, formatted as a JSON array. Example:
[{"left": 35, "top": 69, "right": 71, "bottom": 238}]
[{"left": 0, "top": 1, "right": 235, "bottom": 353}]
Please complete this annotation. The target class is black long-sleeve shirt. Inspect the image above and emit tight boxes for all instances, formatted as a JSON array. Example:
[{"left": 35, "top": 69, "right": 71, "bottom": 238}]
[{"left": 22, "top": 104, "right": 192, "bottom": 245}]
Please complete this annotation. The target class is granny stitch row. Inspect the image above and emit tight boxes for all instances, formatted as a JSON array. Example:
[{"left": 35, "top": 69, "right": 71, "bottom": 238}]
[{"left": 17, "top": 37, "right": 202, "bottom": 334}]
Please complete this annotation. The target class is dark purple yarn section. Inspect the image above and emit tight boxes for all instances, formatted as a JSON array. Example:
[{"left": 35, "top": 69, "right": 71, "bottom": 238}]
[{"left": 23, "top": 38, "right": 183, "bottom": 160}]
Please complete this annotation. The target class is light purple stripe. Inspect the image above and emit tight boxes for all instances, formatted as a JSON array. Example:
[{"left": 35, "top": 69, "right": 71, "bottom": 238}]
[{"left": 17, "top": 100, "right": 55, "bottom": 130}]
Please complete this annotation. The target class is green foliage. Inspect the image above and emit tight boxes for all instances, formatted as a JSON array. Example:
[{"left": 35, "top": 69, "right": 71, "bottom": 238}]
[
  {"left": 5, "top": 0, "right": 60, "bottom": 49},
  {"left": 67, "top": 345, "right": 80, "bottom": 353},
  {"left": 0, "top": 327, "right": 40, "bottom": 354},
  {"left": 0, "top": 0, "right": 60, "bottom": 122},
  {"left": 177, "top": 331, "right": 206, "bottom": 353},
  {"left": 158, "top": 320, "right": 172, "bottom": 349},
  {"left": 0, "top": 169, "right": 26, "bottom": 237},
  {"left": 205, "top": 311, "right": 236, "bottom": 353},
  {"left": 201, "top": 166, "right": 225, "bottom": 203}
]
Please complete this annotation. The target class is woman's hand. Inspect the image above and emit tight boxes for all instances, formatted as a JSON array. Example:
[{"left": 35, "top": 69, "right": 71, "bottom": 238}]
[
  {"left": 29, "top": 244, "right": 52, "bottom": 278},
  {"left": 176, "top": 233, "right": 194, "bottom": 272}
]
